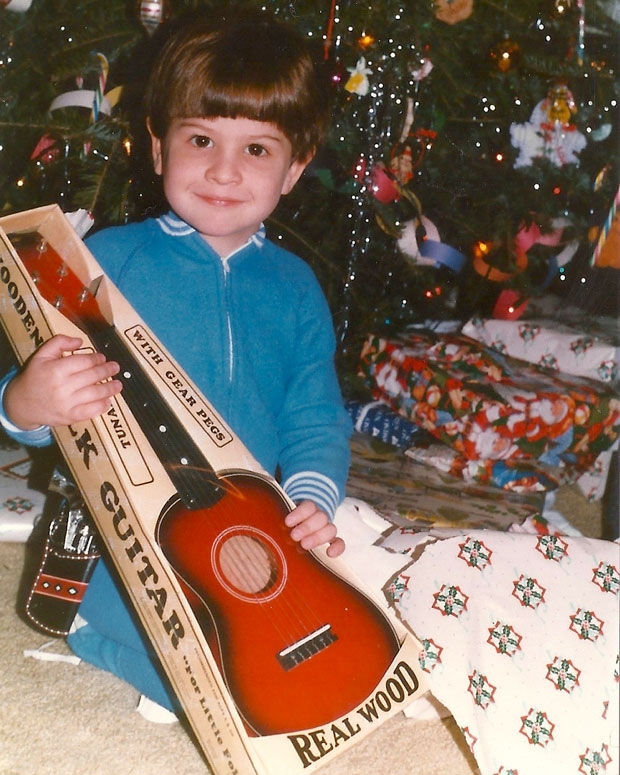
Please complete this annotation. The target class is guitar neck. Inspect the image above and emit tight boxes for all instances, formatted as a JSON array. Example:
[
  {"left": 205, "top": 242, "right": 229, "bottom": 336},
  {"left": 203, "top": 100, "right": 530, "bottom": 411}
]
[{"left": 89, "top": 320, "right": 224, "bottom": 510}]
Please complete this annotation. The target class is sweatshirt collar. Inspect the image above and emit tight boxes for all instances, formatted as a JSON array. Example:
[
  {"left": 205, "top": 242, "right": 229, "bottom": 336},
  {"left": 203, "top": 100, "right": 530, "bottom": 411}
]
[{"left": 156, "top": 211, "right": 266, "bottom": 259}]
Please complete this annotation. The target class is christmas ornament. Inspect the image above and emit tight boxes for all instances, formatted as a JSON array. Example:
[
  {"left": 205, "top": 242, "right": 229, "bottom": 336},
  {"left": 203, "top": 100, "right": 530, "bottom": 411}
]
[
  {"left": 411, "top": 57, "right": 433, "bottom": 82},
  {"left": 551, "top": 0, "right": 573, "bottom": 17},
  {"left": 30, "top": 134, "right": 59, "bottom": 166},
  {"left": 137, "top": 0, "right": 170, "bottom": 36},
  {"left": 515, "top": 217, "right": 579, "bottom": 287},
  {"left": 398, "top": 216, "right": 440, "bottom": 262},
  {"left": 49, "top": 90, "right": 113, "bottom": 117},
  {"left": 545, "top": 81, "right": 576, "bottom": 124},
  {"left": 510, "top": 82, "right": 586, "bottom": 168},
  {"left": 473, "top": 217, "right": 577, "bottom": 289},
  {"left": 1, "top": 0, "right": 33, "bottom": 11},
  {"left": 351, "top": 158, "right": 400, "bottom": 203},
  {"left": 391, "top": 129, "right": 436, "bottom": 184},
  {"left": 358, "top": 31, "right": 375, "bottom": 50},
  {"left": 433, "top": 0, "right": 474, "bottom": 25},
  {"left": 590, "top": 185, "right": 620, "bottom": 268},
  {"left": 490, "top": 38, "right": 520, "bottom": 72},
  {"left": 492, "top": 288, "right": 530, "bottom": 320},
  {"left": 344, "top": 57, "right": 373, "bottom": 96},
  {"left": 391, "top": 145, "right": 414, "bottom": 184}
]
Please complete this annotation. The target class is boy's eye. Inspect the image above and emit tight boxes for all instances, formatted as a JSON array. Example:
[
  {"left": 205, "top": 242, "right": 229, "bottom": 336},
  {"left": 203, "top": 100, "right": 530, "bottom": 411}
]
[
  {"left": 247, "top": 143, "right": 268, "bottom": 157},
  {"left": 191, "top": 135, "right": 212, "bottom": 148}
]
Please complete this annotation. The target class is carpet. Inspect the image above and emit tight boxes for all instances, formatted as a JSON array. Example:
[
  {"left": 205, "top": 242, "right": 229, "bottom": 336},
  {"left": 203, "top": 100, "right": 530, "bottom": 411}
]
[{"left": 0, "top": 543, "right": 481, "bottom": 775}]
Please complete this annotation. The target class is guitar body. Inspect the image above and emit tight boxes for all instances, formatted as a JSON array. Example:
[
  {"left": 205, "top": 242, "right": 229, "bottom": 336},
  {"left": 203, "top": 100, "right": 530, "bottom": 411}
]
[{"left": 156, "top": 470, "right": 399, "bottom": 737}]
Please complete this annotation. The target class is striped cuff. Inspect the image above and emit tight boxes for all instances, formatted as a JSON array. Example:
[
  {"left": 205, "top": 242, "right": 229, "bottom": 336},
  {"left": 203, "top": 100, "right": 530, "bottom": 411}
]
[
  {"left": 0, "top": 370, "right": 53, "bottom": 448},
  {"left": 281, "top": 471, "right": 340, "bottom": 521}
]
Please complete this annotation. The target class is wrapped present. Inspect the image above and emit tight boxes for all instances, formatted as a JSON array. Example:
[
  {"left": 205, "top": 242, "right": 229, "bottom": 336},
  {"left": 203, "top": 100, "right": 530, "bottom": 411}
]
[
  {"left": 384, "top": 531, "right": 619, "bottom": 775},
  {"left": 0, "top": 438, "right": 45, "bottom": 542},
  {"left": 462, "top": 316, "right": 619, "bottom": 384},
  {"left": 345, "top": 399, "right": 427, "bottom": 449},
  {"left": 359, "top": 332, "right": 620, "bottom": 493}
]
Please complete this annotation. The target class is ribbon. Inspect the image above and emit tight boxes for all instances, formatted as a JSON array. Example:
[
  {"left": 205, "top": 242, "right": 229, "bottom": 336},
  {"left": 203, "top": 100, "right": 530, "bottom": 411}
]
[
  {"left": 515, "top": 218, "right": 579, "bottom": 288},
  {"left": 472, "top": 246, "right": 528, "bottom": 283},
  {"left": 397, "top": 215, "right": 466, "bottom": 273},
  {"left": 419, "top": 238, "right": 466, "bottom": 273},
  {"left": 92, "top": 53, "right": 109, "bottom": 123}
]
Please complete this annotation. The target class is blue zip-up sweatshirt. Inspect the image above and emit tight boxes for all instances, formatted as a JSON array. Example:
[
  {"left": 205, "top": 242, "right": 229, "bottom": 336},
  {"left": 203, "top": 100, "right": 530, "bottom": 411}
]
[
  {"left": 1, "top": 212, "right": 351, "bottom": 514},
  {"left": 0, "top": 213, "right": 352, "bottom": 711}
]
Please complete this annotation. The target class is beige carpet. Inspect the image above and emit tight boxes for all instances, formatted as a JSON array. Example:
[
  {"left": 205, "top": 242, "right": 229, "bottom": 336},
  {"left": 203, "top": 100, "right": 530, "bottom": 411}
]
[{"left": 0, "top": 485, "right": 603, "bottom": 775}]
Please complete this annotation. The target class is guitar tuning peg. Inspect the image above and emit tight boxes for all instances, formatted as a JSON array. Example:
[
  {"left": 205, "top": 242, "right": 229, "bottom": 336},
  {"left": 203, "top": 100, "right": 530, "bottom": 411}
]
[
  {"left": 36, "top": 238, "right": 48, "bottom": 256},
  {"left": 53, "top": 295, "right": 63, "bottom": 309},
  {"left": 57, "top": 263, "right": 68, "bottom": 279},
  {"left": 78, "top": 288, "right": 91, "bottom": 303}
]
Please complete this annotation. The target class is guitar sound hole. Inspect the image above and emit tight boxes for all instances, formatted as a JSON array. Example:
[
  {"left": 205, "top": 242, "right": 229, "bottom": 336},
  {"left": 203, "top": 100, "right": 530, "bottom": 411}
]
[{"left": 217, "top": 535, "right": 279, "bottom": 596}]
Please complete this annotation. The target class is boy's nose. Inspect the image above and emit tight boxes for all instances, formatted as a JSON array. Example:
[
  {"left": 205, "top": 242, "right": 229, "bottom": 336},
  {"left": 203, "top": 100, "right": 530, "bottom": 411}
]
[{"left": 206, "top": 150, "right": 241, "bottom": 184}]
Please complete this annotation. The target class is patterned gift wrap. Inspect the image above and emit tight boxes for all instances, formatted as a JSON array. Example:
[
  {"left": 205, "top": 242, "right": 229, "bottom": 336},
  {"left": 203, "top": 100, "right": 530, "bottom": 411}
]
[
  {"left": 345, "top": 399, "right": 427, "bottom": 449},
  {"left": 0, "top": 436, "right": 45, "bottom": 541},
  {"left": 359, "top": 333, "right": 620, "bottom": 492},
  {"left": 384, "top": 531, "right": 620, "bottom": 775},
  {"left": 462, "top": 316, "right": 620, "bottom": 385}
]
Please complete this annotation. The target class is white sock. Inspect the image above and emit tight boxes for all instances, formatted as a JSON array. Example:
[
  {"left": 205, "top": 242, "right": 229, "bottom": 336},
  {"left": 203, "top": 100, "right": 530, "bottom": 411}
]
[{"left": 136, "top": 694, "right": 178, "bottom": 724}]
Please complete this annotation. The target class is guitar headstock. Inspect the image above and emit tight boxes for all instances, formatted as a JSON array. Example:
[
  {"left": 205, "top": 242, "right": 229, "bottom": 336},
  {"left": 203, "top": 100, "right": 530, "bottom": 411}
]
[{"left": 9, "top": 231, "right": 106, "bottom": 330}]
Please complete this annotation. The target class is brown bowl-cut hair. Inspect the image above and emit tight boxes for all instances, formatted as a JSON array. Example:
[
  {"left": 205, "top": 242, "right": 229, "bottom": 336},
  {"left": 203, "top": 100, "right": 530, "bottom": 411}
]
[{"left": 144, "top": 8, "right": 330, "bottom": 161}]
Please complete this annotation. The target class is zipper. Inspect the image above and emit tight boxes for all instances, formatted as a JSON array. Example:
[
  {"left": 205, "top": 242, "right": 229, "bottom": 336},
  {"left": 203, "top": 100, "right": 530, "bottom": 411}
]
[{"left": 221, "top": 256, "right": 234, "bottom": 385}]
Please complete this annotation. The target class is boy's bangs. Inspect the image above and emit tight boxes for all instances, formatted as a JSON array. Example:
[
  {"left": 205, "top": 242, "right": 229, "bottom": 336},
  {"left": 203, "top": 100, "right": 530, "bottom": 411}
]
[
  {"left": 169, "top": 47, "right": 304, "bottom": 131},
  {"left": 173, "top": 75, "right": 293, "bottom": 128}
]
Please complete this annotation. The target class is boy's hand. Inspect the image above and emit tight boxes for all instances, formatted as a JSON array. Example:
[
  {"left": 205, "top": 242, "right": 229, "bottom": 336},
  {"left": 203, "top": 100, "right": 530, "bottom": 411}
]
[
  {"left": 4, "top": 334, "right": 122, "bottom": 430},
  {"left": 285, "top": 500, "right": 345, "bottom": 558}
]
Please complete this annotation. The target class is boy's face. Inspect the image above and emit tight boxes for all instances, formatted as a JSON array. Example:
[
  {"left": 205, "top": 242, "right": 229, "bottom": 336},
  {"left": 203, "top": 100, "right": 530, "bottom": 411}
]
[{"left": 149, "top": 116, "right": 309, "bottom": 256}]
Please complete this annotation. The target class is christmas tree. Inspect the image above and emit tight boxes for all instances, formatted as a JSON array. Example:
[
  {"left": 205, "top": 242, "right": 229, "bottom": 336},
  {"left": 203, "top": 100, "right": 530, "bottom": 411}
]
[{"left": 1, "top": 0, "right": 618, "bottom": 376}]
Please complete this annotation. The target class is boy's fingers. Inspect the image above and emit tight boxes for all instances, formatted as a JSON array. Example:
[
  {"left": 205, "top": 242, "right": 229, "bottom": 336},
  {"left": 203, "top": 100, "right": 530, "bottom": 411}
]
[
  {"left": 326, "top": 537, "right": 345, "bottom": 558},
  {"left": 37, "top": 335, "right": 83, "bottom": 360}
]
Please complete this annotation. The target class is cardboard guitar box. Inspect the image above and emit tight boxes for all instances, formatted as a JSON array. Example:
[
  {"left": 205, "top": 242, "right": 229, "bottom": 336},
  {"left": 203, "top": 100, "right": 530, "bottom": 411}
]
[{"left": 0, "top": 205, "right": 427, "bottom": 775}]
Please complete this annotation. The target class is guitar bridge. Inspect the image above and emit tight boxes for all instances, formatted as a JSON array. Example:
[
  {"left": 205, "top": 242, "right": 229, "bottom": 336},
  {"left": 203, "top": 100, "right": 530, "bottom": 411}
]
[{"left": 277, "top": 624, "right": 337, "bottom": 671}]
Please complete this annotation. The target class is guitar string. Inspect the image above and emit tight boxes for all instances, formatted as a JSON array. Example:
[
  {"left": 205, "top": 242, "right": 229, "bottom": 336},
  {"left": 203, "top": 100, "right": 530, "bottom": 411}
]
[
  {"left": 218, "top": 502, "right": 343, "bottom": 661},
  {"left": 186, "top": 474, "right": 326, "bottom": 651}
]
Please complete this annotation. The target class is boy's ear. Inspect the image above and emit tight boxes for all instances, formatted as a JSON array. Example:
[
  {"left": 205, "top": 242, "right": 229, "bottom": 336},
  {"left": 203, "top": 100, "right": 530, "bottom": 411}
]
[
  {"left": 281, "top": 152, "right": 314, "bottom": 196},
  {"left": 146, "top": 118, "right": 163, "bottom": 176}
]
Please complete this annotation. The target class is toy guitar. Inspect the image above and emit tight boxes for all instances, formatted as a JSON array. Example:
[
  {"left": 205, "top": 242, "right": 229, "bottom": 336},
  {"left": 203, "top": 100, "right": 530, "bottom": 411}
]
[{"left": 12, "top": 232, "right": 400, "bottom": 737}]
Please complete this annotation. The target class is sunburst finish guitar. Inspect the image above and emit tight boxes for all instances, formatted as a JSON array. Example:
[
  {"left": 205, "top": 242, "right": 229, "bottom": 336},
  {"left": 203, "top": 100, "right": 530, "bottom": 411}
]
[{"left": 12, "top": 232, "right": 400, "bottom": 737}]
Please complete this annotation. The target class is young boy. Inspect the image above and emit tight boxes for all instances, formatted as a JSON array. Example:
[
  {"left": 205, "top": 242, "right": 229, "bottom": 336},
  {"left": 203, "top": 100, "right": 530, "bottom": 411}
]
[{"left": 0, "top": 7, "right": 351, "bottom": 715}]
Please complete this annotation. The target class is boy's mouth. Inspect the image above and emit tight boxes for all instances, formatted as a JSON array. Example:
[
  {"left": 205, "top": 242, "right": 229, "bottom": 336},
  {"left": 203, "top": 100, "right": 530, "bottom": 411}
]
[{"left": 200, "top": 197, "right": 240, "bottom": 207}]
